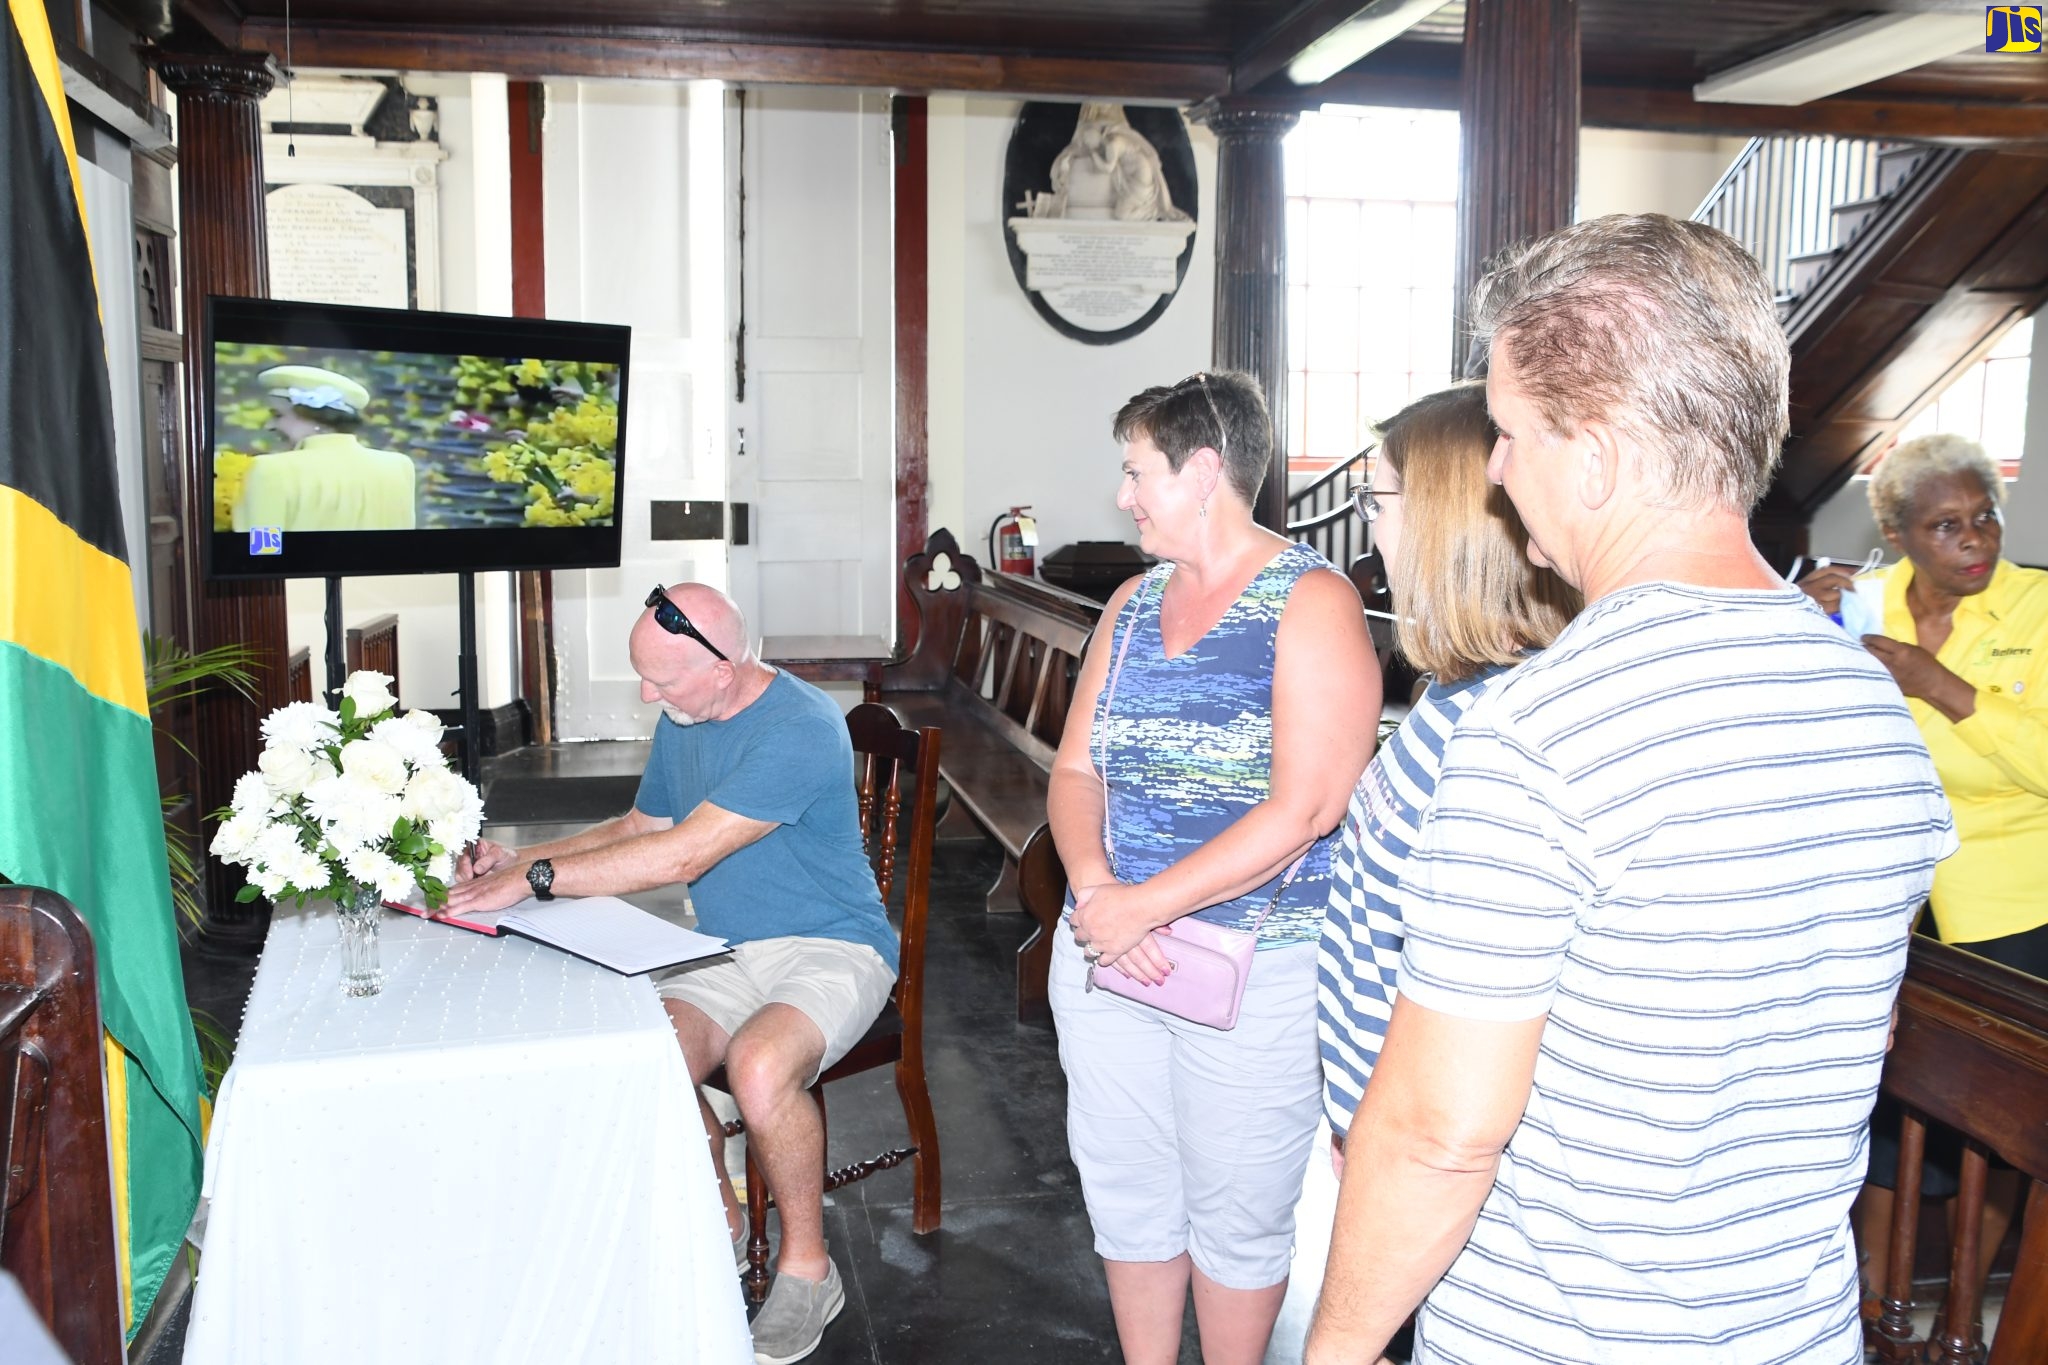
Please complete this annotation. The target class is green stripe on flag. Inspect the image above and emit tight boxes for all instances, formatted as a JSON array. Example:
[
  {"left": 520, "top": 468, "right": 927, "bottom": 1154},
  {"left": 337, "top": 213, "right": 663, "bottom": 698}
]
[{"left": 0, "top": 641, "right": 202, "bottom": 1329}]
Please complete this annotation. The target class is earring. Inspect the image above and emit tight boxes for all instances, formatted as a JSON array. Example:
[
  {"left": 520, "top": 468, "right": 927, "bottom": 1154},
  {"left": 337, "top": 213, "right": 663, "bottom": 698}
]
[{"left": 1199, "top": 499, "right": 1208, "bottom": 519}]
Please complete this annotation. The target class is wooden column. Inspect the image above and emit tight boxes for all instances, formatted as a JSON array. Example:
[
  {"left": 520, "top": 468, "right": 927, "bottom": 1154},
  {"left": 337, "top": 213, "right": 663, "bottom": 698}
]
[
  {"left": 893, "top": 95, "right": 930, "bottom": 661},
  {"left": 1453, "top": 0, "right": 1581, "bottom": 377},
  {"left": 508, "top": 80, "right": 554, "bottom": 747},
  {"left": 1195, "top": 100, "right": 1298, "bottom": 533},
  {"left": 150, "top": 48, "right": 289, "bottom": 945}
]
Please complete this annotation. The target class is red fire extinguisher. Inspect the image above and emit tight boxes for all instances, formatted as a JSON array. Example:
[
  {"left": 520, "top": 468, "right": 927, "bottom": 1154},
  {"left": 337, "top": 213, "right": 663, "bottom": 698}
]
[{"left": 988, "top": 506, "right": 1038, "bottom": 576}]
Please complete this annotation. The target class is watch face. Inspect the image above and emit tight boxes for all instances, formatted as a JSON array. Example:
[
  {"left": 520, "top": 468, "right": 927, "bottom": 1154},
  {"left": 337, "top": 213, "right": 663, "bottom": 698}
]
[{"left": 527, "top": 859, "right": 553, "bottom": 896}]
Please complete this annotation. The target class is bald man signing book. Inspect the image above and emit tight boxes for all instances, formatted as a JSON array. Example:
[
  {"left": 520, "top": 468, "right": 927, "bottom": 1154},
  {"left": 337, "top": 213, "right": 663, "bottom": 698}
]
[{"left": 447, "top": 583, "right": 892, "bottom": 1365}]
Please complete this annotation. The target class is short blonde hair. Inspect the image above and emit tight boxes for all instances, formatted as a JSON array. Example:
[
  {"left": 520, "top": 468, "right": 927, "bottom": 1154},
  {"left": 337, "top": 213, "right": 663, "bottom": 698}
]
[
  {"left": 1380, "top": 384, "right": 1580, "bottom": 682},
  {"left": 1868, "top": 433, "right": 2003, "bottom": 534},
  {"left": 1468, "top": 214, "right": 1788, "bottom": 512}
]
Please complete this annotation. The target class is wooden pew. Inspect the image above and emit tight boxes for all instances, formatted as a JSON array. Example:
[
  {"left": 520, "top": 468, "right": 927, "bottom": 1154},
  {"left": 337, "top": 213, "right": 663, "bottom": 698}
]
[
  {"left": 1873, "top": 940, "right": 2048, "bottom": 1364},
  {"left": 876, "top": 529, "right": 1107, "bottom": 1017},
  {"left": 0, "top": 887, "right": 123, "bottom": 1365},
  {"left": 345, "top": 613, "right": 401, "bottom": 696}
]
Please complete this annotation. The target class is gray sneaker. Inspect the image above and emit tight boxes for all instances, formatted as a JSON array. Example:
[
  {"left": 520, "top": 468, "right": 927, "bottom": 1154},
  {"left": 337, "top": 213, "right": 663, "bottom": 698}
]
[{"left": 750, "top": 1259, "right": 844, "bottom": 1365}]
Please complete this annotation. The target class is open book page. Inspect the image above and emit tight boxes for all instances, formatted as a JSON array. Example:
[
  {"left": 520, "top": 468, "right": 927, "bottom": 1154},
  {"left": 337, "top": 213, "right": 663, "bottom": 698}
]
[
  {"left": 497, "top": 897, "right": 729, "bottom": 976},
  {"left": 384, "top": 890, "right": 507, "bottom": 935}
]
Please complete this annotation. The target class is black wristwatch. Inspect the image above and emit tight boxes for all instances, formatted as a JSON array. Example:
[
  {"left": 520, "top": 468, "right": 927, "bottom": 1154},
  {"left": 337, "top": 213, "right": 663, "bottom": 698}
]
[{"left": 526, "top": 858, "right": 556, "bottom": 901}]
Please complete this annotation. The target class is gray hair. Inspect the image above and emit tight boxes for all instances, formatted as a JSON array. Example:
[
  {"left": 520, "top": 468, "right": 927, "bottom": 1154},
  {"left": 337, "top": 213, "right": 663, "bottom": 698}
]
[
  {"left": 1468, "top": 214, "right": 1789, "bottom": 512},
  {"left": 1867, "top": 433, "right": 2003, "bottom": 534}
]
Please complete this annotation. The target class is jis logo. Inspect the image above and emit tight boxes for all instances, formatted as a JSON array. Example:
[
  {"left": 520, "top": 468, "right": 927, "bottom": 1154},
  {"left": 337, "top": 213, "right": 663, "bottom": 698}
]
[
  {"left": 1987, "top": 6, "right": 2044, "bottom": 52},
  {"left": 249, "top": 526, "right": 283, "bottom": 556}
]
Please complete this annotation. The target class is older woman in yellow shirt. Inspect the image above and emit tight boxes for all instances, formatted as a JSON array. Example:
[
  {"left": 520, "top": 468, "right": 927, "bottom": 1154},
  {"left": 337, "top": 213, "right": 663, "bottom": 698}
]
[
  {"left": 1805, "top": 433, "right": 2048, "bottom": 968},
  {"left": 230, "top": 365, "right": 417, "bottom": 533}
]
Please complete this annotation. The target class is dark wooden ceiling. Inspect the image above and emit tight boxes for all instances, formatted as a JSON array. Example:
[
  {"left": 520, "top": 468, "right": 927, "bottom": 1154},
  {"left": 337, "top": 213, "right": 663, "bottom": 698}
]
[{"left": 176, "top": 0, "right": 2048, "bottom": 135}]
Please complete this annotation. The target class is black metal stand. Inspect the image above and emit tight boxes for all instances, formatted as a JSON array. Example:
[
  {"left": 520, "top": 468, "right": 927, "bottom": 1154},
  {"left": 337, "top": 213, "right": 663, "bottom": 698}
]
[
  {"left": 456, "top": 570, "right": 482, "bottom": 785},
  {"left": 322, "top": 575, "right": 346, "bottom": 703}
]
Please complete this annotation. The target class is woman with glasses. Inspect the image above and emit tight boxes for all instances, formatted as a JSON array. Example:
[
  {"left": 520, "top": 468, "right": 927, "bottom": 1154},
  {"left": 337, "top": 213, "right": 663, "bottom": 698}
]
[
  {"left": 1795, "top": 433, "right": 2048, "bottom": 1338},
  {"left": 1046, "top": 369, "right": 1379, "bottom": 1365},
  {"left": 1316, "top": 382, "right": 1578, "bottom": 1165}
]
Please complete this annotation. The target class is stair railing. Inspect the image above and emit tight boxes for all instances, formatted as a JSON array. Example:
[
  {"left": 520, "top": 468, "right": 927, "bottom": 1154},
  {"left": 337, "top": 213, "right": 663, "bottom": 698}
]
[
  {"left": 1285, "top": 445, "right": 1371, "bottom": 571},
  {"left": 1693, "top": 134, "right": 1885, "bottom": 300}
]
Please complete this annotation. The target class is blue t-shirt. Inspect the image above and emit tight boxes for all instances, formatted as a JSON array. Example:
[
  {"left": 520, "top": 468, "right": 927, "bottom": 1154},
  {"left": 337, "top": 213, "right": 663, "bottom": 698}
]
[{"left": 633, "top": 672, "right": 896, "bottom": 971}]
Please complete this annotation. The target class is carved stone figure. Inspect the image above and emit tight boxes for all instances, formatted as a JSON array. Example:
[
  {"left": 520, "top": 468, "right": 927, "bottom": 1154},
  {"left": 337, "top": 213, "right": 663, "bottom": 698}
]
[{"left": 1038, "top": 103, "right": 1190, "bottom": 223}]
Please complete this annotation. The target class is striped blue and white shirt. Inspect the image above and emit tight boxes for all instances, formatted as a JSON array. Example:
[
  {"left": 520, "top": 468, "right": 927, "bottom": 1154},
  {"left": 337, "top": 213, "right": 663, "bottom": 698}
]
[
  {"left": 1318, "top": 664, "right": 1508, "bottom": 1138},
  {"left": 1398, "top": 582, "right": 1955, "bottom": 1365}
]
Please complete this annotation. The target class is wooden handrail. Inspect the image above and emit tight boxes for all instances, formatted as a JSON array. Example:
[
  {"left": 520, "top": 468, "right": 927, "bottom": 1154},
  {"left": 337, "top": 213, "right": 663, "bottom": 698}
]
[{"left": 1873, "top": 939, "right": 2048, "bottom": 1363}]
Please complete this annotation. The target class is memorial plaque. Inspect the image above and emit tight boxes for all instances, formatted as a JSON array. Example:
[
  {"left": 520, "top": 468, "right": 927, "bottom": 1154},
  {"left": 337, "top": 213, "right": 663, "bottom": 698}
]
[
  {"left": 266, "top": 184, "right": 410, "bottom": 309},
  {"left": 1002, "top": 103, "right": 1200, "bottom": 346}
]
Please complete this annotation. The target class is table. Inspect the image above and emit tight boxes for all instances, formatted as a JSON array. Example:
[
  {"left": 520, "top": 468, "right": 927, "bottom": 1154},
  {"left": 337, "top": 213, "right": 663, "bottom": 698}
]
[{"left": 183, "top": 903, "right": 751, "bottom": 1364}]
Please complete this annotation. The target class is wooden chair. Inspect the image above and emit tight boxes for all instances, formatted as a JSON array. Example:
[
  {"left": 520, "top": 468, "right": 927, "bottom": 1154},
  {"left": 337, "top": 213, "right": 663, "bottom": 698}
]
[
  {"left": 0, "top": 886, "right": 124, "bottom": 1365},
  {"left": 715, "top": 703, "right": 943, "bottom": 1302}
]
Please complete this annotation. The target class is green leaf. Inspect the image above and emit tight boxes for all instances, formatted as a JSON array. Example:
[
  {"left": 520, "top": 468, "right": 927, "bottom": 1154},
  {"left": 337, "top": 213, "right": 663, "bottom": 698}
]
[
  {"left": 235, "top": 885, "right": 260, "bottom": 903},
  {"left": 339, "top": 696, "right": 357, "bottom": 726}
]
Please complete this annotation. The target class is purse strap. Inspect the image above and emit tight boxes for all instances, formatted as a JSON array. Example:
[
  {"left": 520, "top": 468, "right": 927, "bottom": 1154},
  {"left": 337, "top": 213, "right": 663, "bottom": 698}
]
[{"left": 1094, "top": 570, "right": 1308, "bottom": 935}]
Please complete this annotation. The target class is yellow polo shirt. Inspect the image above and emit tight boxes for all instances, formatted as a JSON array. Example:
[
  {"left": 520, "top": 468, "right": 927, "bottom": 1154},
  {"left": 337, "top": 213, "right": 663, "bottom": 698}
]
[
  {"left": 1878, "top": 559, "right": 2048, "bottom": 944},
  {"left": 230, "top": 433, "right": 417, "bottom": 532}
]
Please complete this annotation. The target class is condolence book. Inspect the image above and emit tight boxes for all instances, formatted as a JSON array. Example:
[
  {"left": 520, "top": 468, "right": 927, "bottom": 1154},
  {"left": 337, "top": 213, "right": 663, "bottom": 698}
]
[{"left": 388, "top": 892, "right": 728, "bottom": 976}]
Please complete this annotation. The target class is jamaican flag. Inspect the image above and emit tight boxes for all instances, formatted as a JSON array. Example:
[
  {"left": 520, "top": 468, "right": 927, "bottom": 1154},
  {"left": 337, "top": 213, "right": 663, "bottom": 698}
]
[{"left": 1, "top": 0, "right": 204, "bottom": 1337}]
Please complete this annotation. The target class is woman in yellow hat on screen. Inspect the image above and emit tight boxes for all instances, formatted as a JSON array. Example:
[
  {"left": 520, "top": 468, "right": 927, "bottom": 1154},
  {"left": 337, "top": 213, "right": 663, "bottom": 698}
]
[{"left": 230, "top": 365, "right": 417, "bottom": 532}]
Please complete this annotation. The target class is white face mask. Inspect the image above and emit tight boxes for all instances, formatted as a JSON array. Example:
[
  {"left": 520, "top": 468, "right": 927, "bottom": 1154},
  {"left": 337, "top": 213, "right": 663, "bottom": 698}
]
[{"left": 1839, "top": 576, "right": 1889, "bottom": 639}]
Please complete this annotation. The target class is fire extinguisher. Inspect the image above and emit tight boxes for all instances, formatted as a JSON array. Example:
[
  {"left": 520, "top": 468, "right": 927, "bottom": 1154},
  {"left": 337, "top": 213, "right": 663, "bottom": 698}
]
[{"left": 988, "top": 506, "right": 1038, "bottom": 576}]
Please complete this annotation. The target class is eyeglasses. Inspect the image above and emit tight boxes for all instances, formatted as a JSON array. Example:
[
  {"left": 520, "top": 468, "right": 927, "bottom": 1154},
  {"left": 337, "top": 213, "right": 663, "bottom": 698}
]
[
  {"left": 1349, "top": 485, "right": 1400, "bottom": 522},
  {"left": 1186, "top": 372, "right": 1230, "bottom": 462},
  {"left": 644, "top": 586, "right": 730, "bottom": 662}
]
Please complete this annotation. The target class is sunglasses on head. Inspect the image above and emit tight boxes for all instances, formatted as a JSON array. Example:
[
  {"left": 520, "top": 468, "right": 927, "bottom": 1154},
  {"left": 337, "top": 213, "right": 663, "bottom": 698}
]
[
  {"left": 644, "top": 586, "right": 730, "bottom": 662},
  {"left": 1184, "top": 371, "right": 1230, "bottom": 462}
]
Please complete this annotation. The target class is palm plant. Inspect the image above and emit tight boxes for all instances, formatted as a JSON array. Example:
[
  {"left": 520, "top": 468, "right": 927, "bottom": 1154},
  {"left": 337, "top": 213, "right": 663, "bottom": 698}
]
[{"left": 144, "top": 634, "right": 261, "bottom": 933}]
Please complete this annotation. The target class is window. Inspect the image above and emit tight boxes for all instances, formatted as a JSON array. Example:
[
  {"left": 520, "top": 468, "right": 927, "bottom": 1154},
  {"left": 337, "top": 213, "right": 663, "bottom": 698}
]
[
  {"left": 1889, "top": 317, "right": 2033, "bottom": 479},
  {"left": 1283, "top": 106, "right": 1461, "bottom": 476}
]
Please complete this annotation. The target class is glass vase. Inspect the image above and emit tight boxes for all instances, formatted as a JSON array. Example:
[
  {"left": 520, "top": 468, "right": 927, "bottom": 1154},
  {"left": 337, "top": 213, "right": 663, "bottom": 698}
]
[{"left": 335, "top": 882, "right": 385, "bottom": 998}]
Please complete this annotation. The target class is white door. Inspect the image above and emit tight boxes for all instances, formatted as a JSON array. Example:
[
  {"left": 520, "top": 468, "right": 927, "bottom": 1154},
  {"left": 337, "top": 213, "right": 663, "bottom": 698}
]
[
  {"left": 726, "top": 88, "right": 896, "bottom": 659},
  {"left": 546, "top": 78, "right": 731, "bottom": 739}
]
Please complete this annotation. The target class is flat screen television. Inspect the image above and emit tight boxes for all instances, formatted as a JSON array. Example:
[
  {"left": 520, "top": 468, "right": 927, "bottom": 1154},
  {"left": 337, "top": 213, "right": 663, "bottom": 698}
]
[{"left": 204, "top": 296, "right": 632, "bottom": 579}]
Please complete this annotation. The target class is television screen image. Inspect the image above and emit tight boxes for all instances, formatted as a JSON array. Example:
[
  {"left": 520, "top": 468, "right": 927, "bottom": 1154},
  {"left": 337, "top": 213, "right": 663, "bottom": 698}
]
[{"left": 205, "top": 298, "right": 631, "bottom": 580}]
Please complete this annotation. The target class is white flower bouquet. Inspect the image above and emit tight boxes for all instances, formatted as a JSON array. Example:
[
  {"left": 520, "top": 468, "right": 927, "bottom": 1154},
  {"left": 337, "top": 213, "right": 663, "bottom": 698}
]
[{"left": 210, "top": 670, "right": 484, "bottom": 911}]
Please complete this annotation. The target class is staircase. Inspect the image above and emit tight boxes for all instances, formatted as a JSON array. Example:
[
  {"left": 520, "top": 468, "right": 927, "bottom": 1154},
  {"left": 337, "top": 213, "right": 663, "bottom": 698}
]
[{"left": 1695, "top": 135, "right": 2048, "bottom": 547}]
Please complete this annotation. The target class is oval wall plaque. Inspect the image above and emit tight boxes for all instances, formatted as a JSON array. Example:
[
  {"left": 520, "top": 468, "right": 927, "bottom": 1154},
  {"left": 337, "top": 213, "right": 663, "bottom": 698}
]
[{"left": 1002, "top": 102, "right": 1199, "bottom": 346}]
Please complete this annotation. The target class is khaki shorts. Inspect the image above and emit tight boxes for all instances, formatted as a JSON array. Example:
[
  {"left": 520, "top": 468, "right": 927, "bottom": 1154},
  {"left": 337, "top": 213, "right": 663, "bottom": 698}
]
[{"left": 655, "top": 936, "right": 896, "bottom": 1083}]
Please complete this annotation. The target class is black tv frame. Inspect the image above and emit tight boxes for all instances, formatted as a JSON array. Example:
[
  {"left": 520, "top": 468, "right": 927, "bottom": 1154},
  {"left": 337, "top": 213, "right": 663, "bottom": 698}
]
[{"left": 202, "top": 296, "right": 633, "bottom": 581}]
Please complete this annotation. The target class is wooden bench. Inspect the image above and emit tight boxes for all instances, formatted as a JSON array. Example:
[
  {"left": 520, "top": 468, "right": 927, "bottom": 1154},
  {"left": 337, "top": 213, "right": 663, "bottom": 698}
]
[{"left": 876, "top": 530, "right": 1106, "bottom": 1018}]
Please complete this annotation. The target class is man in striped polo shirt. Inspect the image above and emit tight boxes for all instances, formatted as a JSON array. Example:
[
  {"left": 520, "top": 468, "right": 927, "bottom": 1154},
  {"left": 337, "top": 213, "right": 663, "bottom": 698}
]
[{"left": 1305, "top": 215, "right": 1955, "bottom": 1365}]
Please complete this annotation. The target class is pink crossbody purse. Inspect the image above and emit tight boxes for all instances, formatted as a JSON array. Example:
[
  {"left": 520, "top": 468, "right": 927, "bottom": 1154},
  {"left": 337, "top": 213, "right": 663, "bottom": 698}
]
[{"left": 1083, "top": 578, "right": 1305, "bottom": 1031}]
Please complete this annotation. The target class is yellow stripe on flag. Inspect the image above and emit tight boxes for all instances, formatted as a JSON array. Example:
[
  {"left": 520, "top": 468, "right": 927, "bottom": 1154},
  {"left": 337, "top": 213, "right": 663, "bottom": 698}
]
[
  {"left": 0, "top": 485, "right": 149, "bottom": 716},
  {"left": 7, "top": 0, "right": 101, "bottom": 311},
  {"left": 105, "top": 1032, "right": 136, "bottom": 1333}
]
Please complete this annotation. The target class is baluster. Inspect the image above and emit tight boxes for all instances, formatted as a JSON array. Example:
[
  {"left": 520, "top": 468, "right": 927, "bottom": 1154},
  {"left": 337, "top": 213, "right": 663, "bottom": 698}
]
[
  {"left": 877, "top": 776, "right": 902, "bottom": 904},
  {"left": 1929, "top": 1143, "right": 1990, "bottom": 1365},
  {"left": 1875, "top": 1109, "right": 1928, "bottom": 1362},
  {"left": 856, "top": 752, "right": 875, "bottom": 848}
]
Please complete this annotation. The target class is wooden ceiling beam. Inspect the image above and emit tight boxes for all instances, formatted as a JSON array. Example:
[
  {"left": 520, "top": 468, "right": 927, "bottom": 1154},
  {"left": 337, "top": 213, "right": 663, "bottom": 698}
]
[
  {"left": 1232, "top": 0, "right": 1381, "bottom": 94},
  {"left": 232, "top": 19, "right": 1231, "bottom": 101}
]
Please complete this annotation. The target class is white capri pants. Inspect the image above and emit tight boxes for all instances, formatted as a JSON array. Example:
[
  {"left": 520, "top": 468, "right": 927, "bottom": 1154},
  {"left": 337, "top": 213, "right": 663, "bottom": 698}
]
[{"left": 1048, "top": 926, "right": 1323, "bottom": 1290}]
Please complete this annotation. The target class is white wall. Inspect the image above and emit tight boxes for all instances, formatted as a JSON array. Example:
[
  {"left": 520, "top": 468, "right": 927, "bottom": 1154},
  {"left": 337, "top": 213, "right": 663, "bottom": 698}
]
[
  {"left": 927, "top": 98, "right": 1218, "bottom": 565},
  {"left": 1577, "top": 129, "right": 1753, "bottom": 222},
  {"left": 1807, "top": 301, "right": 2048, "bottom": 568},
  {"left": 283, "top": 73, "right": 521, "bottom": 713}
]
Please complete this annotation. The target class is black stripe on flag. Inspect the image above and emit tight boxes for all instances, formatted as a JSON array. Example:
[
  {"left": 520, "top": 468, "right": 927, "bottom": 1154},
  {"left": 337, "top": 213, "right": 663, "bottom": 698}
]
[{"left": 1, "top": 15, "right": 127, "bottom": 565}]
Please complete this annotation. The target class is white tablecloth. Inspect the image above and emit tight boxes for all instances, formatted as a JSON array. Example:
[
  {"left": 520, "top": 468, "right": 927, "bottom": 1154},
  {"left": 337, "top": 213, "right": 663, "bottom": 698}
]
[{"left": 184, "top": 903, "right": 750, "bottom": 1364}]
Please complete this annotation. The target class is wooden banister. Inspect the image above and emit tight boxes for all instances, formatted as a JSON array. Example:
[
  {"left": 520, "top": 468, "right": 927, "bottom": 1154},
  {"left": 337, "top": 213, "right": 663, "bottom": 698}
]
[
  {"left": 1874, "top": 939, "right": 2048, "bottom": 1363},
  {"left": 0, "top": 887, "right": 123, "bottom": 1365}
]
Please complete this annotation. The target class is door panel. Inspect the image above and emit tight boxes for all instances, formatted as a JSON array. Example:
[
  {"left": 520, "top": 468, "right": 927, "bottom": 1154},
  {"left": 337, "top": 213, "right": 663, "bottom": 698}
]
[{"left": 728, "top": 88, "right": 895, "bottom": 659}]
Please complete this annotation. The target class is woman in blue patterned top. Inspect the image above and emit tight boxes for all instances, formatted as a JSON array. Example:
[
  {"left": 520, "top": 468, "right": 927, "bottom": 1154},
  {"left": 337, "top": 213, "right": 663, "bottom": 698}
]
[
  {"left": 1316, "top": 383, "right": 1578, "bottom": 1165},
  {"left": 1048, "top": 370, "right": 1379, "bottom": 1365}
]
